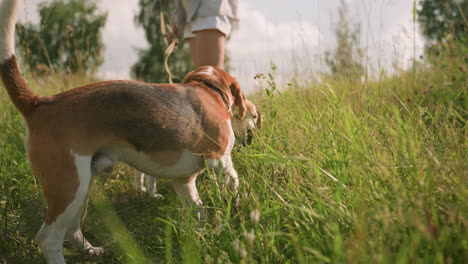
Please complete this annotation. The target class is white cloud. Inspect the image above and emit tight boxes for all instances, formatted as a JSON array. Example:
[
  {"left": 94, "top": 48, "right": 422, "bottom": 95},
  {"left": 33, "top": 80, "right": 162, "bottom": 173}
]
[
  {"left": 358, "top": 9, "right": 425, "bottom": 75},
  {"left": 228, "top": 3, "right": 320, "bottom": 57},
  {"left": 227, "top": 2, "right": 321, "bottom": 92},
  {"left": 383, "top": 14, "right": 425, "bottom": 72},
  {"left": 98, "top": 0, "right": 147, "bottom": 79}
]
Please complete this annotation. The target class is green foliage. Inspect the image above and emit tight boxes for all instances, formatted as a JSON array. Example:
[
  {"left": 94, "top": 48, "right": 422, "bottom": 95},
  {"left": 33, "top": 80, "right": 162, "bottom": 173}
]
[
  {"left": 417, "top": 0, "right": 468, "bottom": 46},
  {"left": 16, "top": 0, "right": 107, "bottom": 74},
  {"left": 325, "top": 0, "right": 365, "bottom": 80},
  {"left": 132, "top": 0, "right": 192, "bottom": 83}
]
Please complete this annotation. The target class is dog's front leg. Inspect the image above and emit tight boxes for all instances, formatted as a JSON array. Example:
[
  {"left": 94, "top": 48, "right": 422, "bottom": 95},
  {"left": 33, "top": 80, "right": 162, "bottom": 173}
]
[
  {"left": 135, "top": 170, "right": 164, "bottom": 198},
  {"left": 219, "top": 156, "right": 240, "bottom": 207},
  {"left": 135, "top": 170, "right": 147, "bottom": 193},
  {"left": 208, "top": 156, "right": 240, "bottom": 207},
  {"left": 220, "top": 156, "right": 239, "bottom": 195},
  {"left": 144, "top": 174, "right": 164, "bottom": 199},
  {"left": 171, "top": 173, "right": 205, "bottom": 220}
]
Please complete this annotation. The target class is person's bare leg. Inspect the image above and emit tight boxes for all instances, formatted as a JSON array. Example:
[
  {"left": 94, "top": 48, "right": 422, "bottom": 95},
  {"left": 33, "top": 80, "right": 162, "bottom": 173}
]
[
  {"left": 193, "top": 29, "right": 226, "bottom": 68},
  {"left": 187, "top": 37, "right": 199, "bottom": 69}
]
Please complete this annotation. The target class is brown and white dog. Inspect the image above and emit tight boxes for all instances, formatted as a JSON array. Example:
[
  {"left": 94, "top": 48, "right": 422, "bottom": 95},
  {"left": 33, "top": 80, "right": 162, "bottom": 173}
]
[
  {"left": 135, "top": 98, "right": 261, "bottom": 198},
  {"left": 0, "top": 1, "right": 260, "bottom": 263}
]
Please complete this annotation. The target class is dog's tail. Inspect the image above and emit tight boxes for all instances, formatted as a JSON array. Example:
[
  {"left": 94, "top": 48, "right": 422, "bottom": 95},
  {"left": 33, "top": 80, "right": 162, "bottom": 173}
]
[{"left": 0, "top": 0, "right": 39, "bottom": 117}]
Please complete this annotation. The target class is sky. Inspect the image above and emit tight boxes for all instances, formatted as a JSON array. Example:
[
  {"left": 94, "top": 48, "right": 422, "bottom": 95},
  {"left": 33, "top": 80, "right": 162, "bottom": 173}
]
[{"left": 17, "top": 0, "right": 425, "bottom": 93}]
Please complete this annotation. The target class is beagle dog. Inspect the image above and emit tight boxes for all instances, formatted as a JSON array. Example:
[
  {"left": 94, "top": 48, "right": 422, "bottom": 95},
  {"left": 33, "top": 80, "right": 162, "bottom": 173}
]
[
  {"left": 0, "top": 1, "right": 260, "bottom": 263},
  {"left": 135, "top": 99, "right": 261, "bottom": 198}
]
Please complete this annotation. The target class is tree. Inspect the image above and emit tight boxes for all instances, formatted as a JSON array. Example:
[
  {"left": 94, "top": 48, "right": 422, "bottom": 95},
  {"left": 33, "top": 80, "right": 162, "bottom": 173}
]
[
  {"left": 417, "top": 0, "right": 467, "bottom": 46},
  {"left": 17, "top": 0, "right": 108, "bottom": 74},
  {"left": 324, "top": 0, "right": 364, "bottom": 80},
  {"left": 132, "top": 0, "right": 192, "bottom": 83}
]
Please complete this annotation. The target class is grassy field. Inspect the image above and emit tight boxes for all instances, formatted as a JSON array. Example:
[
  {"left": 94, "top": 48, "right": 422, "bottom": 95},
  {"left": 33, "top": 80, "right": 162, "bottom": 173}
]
[{"left": 0, "top": 47, "right": 466, "bottom": 263}]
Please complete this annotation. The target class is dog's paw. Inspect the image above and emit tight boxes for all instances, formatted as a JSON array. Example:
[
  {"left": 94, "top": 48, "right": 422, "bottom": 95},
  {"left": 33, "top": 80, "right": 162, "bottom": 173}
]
[
  {"left": 150, "top": 193, "right": 164, "bottom": 199},
  {"left": 136, "top": 186, "right": 147, "bottom": 193},
  {"left": 86, "top": 246, "right": 105, "bottom": 256},
  {"left": 233, "top": 195, "right": 240, "bottom": 208},
  {"left": 196, "top": 208, "right": 206, "bottom": 221}
]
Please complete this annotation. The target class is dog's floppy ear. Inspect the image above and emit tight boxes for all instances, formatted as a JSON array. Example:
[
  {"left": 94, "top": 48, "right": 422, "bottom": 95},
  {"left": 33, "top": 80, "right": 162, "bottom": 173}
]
[
  {"left": 244, "top": 99, "right": 262, "bottom": 129},
  {"left": 228, "top": 77, "right": 247, "bottom": 119}
]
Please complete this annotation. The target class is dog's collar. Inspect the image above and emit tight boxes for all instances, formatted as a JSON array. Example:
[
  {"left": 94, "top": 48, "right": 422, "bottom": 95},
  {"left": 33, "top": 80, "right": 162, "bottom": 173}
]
[{"left": 194, "top": 80, "right": 230, "bottom": 111}]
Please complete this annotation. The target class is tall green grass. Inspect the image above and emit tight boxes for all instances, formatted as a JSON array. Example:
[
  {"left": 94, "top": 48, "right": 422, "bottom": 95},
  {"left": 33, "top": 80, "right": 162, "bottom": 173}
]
[{"left": 0, "top": 45, "right": 466, "bottom": 263}]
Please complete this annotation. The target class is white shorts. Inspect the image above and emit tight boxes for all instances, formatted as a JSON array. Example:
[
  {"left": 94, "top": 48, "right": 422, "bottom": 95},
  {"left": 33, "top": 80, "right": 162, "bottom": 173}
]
[{"left": 183, "top": 16, "right": 232, "bottom": 39}]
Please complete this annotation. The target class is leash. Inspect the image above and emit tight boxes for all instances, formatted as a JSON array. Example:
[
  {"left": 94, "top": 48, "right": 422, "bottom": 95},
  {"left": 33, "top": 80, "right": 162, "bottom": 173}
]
[
  {"left": 158, "top": 10, "right": 177, "bottom": 83},
  {"left": 159, "top": 11, "right": 176, "bottom": 83}
]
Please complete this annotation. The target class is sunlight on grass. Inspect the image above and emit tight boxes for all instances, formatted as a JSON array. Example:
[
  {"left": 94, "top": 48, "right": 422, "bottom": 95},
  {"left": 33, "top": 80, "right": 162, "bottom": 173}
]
[{"left": 1, "top": 41, "right": 466, "bottom": 264}]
